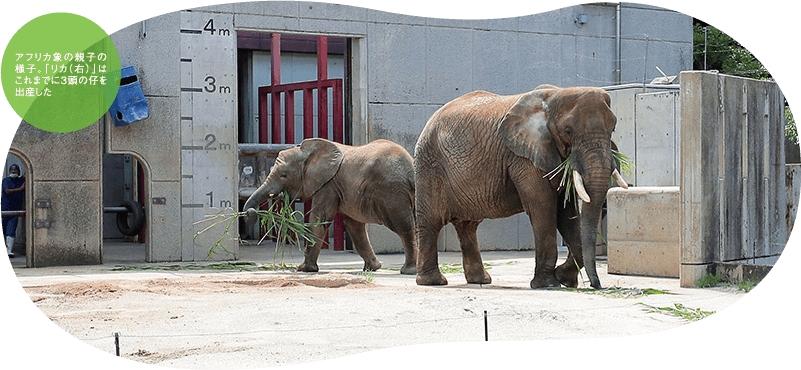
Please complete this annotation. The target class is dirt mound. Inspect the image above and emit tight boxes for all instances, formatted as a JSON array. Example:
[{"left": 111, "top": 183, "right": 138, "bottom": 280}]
[
  {"left": 225, "top": 273, "right": 369, "bottom": 288},
  {"left": 29, "top": 281, "right": 123, "bottom": 299},
  {"left": 25, "top": 273, "right": 371, "bottom": 302}
]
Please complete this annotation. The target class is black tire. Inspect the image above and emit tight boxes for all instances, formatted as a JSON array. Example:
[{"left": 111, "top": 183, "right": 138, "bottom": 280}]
[{"left": 116, "top": 200, "right": 145, "bottom": 236}]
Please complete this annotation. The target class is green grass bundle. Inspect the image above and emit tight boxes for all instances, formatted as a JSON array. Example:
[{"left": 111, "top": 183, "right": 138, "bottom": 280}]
[
  {"left": 542, "top": 149, "right": 633, "bottom": 208},
  {"left": 194, "top": 191, "right": 327, "bottom": 261}
]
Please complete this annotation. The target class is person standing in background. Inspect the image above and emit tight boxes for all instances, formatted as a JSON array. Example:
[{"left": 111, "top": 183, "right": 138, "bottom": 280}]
[{"left": 2, "top": 164, "right": 25, "bottom": 258}]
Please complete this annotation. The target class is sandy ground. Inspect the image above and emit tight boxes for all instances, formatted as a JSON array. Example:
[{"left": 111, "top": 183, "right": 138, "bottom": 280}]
[{"left": 9, "top": 243, "right": 753, "bottom": 369}]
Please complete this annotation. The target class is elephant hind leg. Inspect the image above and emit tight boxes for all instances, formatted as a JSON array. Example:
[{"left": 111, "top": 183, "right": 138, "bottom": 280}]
[
  {"left": 382, "top": 212, "right": 417, "bottom": 275},
  {"left": 453, "top": 220, "right": 491, "bottom": 285},
  {"left": 414, "top": 169, "right": 447, "bottom": 286},
  {"left": 342, "top": 216, "right": 382, "bottom": 272},
  {"left": 415, "top": 215, "right": 447, "bottom": 286}
]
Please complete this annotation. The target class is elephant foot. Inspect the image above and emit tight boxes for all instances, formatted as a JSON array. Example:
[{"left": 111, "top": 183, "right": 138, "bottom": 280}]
[
  {"left": 416, "top": 271, "right": 448, "bottom": 286},
  {"left": 363, "top": 259, "right": 382, "bottom": 272},
  {"left": 465, "top": 269, "right": 492, "bottom": 285},
  {"left": 400, "top": 262, "right": 417, "bottom": 275},
  {"left": 530, "top": 274, "right": 561, "bottom": 289},
  {"left": 297, "top": 261, "right": 319, "bottom": 273},
  {"left": 588, "top": 276, "right": 602, "bottom": 289},
  {"left": 554, "top": 264, "right": 579, "bottom": 288}
]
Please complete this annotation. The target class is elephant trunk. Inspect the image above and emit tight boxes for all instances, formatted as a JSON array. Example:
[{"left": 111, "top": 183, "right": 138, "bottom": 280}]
[
  {"left": 574, "top": 145, "right": 612, "bottom": 289},
  {"left": 579, "top": 200, "right": 603, "bottom": 289},
  {"left": 242, "top": 180, "right": 281, "bottom": 225}
]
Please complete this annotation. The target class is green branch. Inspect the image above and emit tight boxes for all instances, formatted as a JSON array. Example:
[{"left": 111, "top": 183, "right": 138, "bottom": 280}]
[{"left": 193, "top": 191, "right": 328, "bottom": 263}]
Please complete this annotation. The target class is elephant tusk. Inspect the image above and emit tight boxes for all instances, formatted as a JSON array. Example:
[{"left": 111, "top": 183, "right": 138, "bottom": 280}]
[
  {"left": 572, "top": 170, "right": 591, "bottom": 203},
  {"left": 612, "top": 169, "right": 629, "bottom": 189}
]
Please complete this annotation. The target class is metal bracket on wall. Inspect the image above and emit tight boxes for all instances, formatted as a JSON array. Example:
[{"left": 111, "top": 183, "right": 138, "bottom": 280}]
[{"left": 34, "top": 199, "right": 51, "bottom": 228}]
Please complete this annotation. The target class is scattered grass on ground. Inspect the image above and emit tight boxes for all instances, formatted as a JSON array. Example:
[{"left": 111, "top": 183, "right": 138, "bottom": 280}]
[
  {"left": 112, "top": 261, "right": 297, "bottom": 272},
  {"left": 695, "top": 273, "right": 759, "bottom": 292},
  {"left": 551, "top": 286, "right": 672, "bottom": 299},
  {"left": 637, "top": 302, "right": 714, "bottom": 322},
  {"left": 695, "top": 273, "right": 722, "bottom": 288},
  {"left": 439, "top": 262, "right": 492, "bottom": 274}
]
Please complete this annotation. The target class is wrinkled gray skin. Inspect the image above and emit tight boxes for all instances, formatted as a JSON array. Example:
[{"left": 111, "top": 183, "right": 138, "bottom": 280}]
[
  {"left": 243, "top": 138, "right": 417, "bottom": 275},
  {"left": 414, "top": 85, "right": 620, "bottom": 289}
]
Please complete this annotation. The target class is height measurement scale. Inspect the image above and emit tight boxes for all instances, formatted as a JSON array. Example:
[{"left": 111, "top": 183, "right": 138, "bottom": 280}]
[{"left": 180, "top": 11, "right": 238, "bottom": 260}]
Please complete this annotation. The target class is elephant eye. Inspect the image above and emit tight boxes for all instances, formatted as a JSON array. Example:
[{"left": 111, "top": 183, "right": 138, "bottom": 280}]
[{"left": 280, "top": 173, "right": 288, "bottom": 178}]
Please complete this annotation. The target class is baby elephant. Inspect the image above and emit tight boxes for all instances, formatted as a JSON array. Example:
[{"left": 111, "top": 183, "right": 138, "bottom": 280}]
[{"left": 243, "top": 138, "right": 417, "bottom": 275}]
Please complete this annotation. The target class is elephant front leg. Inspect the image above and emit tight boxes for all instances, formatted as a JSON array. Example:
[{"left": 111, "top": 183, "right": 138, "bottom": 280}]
[
  {"left": 297, "top": 222, "right": 327, "bottom": 272},
  {"left": 527, "top": 207, "right": 561, "bottom": 289},
  {"left": 554, "top": 198, "right": 581, "bottom": 288}
]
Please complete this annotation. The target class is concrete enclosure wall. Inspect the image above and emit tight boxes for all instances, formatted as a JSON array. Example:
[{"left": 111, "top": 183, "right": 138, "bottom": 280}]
[
  {"left": 10, "top": 123, "right": 103, "bottom": 267},
  {"left": 607, "top": 187, "right": 680, "bottom": 278},
  {"left": 607, "top": 85, "right": 681, "bottom": 187},
  {"left": 680, "top": 71, "right": 786, "bottom": 287},
  {"left": 8, "top": 2, "right": 694, "bottom": 264}
]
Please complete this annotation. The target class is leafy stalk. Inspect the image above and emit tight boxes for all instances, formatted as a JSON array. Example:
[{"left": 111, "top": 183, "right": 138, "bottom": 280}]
[
  {"left": 194, "top": 191, "right": 328, "bottom": 264},
  {"left": 542, "top": 149, "right": 633, "bottom": 209}
]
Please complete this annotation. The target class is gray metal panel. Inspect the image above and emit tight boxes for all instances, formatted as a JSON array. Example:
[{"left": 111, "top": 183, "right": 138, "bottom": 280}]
[{"left": 634, "top": 91, "right": 679, "bottom": 186}]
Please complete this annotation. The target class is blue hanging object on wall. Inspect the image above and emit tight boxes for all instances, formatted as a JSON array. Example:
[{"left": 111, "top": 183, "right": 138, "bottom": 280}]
[{"left": 110, "top": 66, "right": 149, "bottom": 127}]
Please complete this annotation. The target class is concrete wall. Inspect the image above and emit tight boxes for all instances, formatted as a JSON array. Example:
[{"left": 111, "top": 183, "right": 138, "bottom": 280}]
[
  {"left": 605, "top": 76, "right": 795, "bottom": 281},
  {"left": 212, "top": 1, "right": 690, "bottom": 253},
  {"left": 607, "top": 187, "right": 680, "bottom": 278},
  {"left": 184, "top": 1, "right": 694, "bottom": 152},
  {"left": 607, "top": 85, "right": 681, "bottom": 186},
  {"left": 10, "top": 122, "right": 103, "bottom": 267},
  {"left": 108, "top": 11, "right": 189, "bottom": 262},
  {"left": 107, "top": 10, "right": 241, "bottom": 262},
  {"left": 8, "top": 1, "right": 693, "bottom": 265},
  {"left": 369, "top": 2, "right": 691, "bottom": 153},
  {"left": 787, "top": 164, "right": 801, "bottom": 242},
  {"left": 680, "top": 71, "right": 786, "bottom": 287}
]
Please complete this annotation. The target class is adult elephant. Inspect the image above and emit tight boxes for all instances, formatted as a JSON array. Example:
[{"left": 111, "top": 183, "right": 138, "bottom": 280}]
[
  {"left": 242, "top": 138, "right": 417, "bottom": 275},
  {"left": 414, "top": 85, "right": 627, "bottom": 289}
]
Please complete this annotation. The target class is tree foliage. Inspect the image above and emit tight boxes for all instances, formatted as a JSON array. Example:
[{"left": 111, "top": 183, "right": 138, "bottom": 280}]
[
  {"left": 693, "top": 20, "right": 797, "bottom": 145},
  {"left": 693, "top": 21, "right": 770, "bottom": 80}
]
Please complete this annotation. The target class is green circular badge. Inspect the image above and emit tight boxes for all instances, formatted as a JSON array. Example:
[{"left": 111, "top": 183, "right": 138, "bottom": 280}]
[{"left": 2, "top": 13, "right": 121, "bottom": 133}]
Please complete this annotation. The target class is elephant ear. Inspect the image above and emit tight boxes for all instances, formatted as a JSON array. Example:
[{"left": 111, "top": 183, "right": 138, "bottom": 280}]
[
  {"left": 300, "top": 138, "right": 344, "bottom": 197},
  {"left": 497, "top": 90, "right": 563, "bottom": 173}
]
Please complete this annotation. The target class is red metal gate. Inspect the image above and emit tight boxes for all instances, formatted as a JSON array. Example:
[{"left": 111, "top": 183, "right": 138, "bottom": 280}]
[{"left": 257, "top": 34, "right": 346, "bottom": 251}]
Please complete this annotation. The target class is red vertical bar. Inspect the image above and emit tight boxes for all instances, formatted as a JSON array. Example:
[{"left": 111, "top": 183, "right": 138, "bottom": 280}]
[
  {"left": 317, "top": 36, "right": 328, "bottom": 82},
  {"left": 333, "top": 80, "right": 343, "bottom": 144},
  {"left": 271, "top": 93, "right": 282, "bottom": 143},
  {"left": 258, "top": 87, "right": 269, "bottom": 144},
  {"left": 333, "top": 215, "right": 344, "bottom": 250},
  {"left": 271, "top": 34, "right": 281, "bottom": 86},
  {"left": 284, "top": 90, "right": 295, "bottom": 143},
  {"left": 312, "top": 36, "right": 329, "bottom": 141},
  {"left": 303, "top": 88, "right": 314, "bottom": 139},
  {"left": 271, "top": 33, "right": 282, "bottom": 143},
  {"left": 318, "top": 88, "right": 328, "bottom": 140}
]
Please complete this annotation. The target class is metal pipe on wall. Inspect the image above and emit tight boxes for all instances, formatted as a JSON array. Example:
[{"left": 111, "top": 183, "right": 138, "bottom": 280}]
[{"left": 616, "top": 3, "right": 622, "bottom": 85}]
